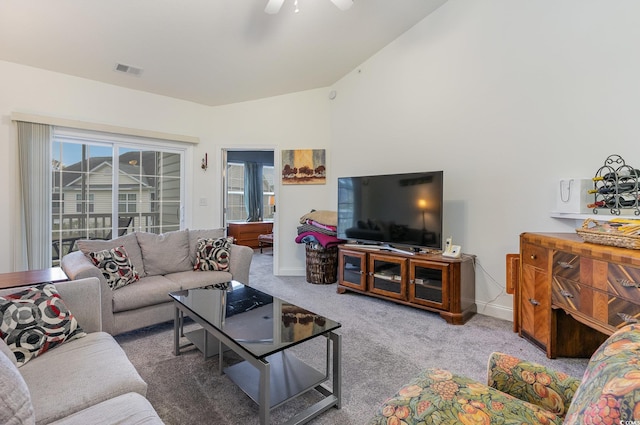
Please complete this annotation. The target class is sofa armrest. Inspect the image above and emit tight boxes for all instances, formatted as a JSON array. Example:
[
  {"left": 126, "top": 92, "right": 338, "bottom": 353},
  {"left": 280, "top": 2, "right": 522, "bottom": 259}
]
[
  {"left": 61, "top": 251, "right": 103, "bottom": 281},
  {"left": 229, "top": 244, "right": 253, "bottom": 284},
  {"left": 54, "top": 278, "right": 102, "bottom": 334},
  {"left": 487, "top": 352, "right": 580, "bottom": 417},
  {"left": 369, "top": 368, "right": 564, "bottom": 425},
  {"left": 61, "top": 251, "right": 115, "bottom": 335}
]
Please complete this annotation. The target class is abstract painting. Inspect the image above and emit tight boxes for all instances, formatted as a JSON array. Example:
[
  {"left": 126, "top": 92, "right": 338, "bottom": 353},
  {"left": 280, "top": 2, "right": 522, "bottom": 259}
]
[{"left": 281, "top": 149, "right": 326, "bottom": 185}]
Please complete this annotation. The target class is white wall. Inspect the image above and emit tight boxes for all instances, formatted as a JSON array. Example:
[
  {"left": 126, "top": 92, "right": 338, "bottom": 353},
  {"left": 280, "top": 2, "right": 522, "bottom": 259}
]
[
  {"left": 4, "top": 0, "right": 640, "bottom": 321},
  {"left": 0, "top": 60, "right": 330, "bottom": 275},
  {"left": 328, "top": 0, "right": 640, "bottom": 319},
  {"left": 199, "top": 92, "right": 331, "bottom": 275}
]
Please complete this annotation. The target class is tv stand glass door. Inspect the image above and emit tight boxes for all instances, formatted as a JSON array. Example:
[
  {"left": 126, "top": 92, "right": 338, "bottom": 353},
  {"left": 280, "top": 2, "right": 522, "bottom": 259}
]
[
  {"left": 368, "top": 253, "right": 407, "bottom": 300},
  {"left": 409, "top": 260, "right": 449, "bottom": 309}
]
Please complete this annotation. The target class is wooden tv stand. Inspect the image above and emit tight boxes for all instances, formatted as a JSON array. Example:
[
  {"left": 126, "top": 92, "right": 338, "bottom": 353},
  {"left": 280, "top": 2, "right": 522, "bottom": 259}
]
[{"left": 336, "top": 245, "right": 476, "bottom": 324}]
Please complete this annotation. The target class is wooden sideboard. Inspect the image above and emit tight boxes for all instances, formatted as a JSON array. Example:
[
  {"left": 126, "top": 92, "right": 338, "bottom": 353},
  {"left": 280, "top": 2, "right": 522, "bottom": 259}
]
[
  {"left": 227, "top": 222, "right": 273, "bottom": 249},
  {"left": 513, "top": 232, "right": 640, "bottom": 358}
]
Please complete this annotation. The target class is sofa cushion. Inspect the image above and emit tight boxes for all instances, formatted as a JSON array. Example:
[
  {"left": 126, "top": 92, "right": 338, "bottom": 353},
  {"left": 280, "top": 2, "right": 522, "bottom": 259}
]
[
  {"left": 48, "top": 392, "right": 163, "bottom": 425},
  {"left": 0, "top": 284, "right": 86, "bottom": 367},
  {"left": 88, "top": 245, "right": 140, "bottom": 290},
  {"left": 564, "top": 323, "right": 640, "bottom": 424},
  {"left": 188, "top": 228, "right": 226, "bottom": 264},
  {"left": 77, "top": 233, "right": 146, "bottom": 277},
  {"left": 20, "top": 332, "right": 147, "bottom": 425},
  {"left": 164, "top": 270, "right": 233, "bottom": 290},
  {"left": 112, "top": 275, "right": 181, "bottom": 313},
  {"left": 0, "top": 347, "right": 35, "bottom": 425},
  {"left": 193, "top": 237, "right": 232, "bottom": 271},
  {"left": 136, "top": 229, "right": 191, "bottom": 276}
]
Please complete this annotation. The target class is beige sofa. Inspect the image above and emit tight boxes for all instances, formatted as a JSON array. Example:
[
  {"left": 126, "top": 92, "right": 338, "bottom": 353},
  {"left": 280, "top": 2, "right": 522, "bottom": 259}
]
[
  {"left": 0, "top": 278, "right": 163, "bottom": 425},
  {"left": 61, "top": 228, "right": 254, "bottom": 336}
]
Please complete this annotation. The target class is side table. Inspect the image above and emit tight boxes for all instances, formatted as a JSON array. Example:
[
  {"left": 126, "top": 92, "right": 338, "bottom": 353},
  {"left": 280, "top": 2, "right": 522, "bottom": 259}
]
[{"left": 0, "top": 267, "right": 69, "bottom": 290}]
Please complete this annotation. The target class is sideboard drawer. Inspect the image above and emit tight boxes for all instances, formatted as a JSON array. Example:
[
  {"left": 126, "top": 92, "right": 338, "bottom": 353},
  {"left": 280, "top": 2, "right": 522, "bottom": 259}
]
[
  {"left": 608, "top": 264, "right": 640, "bottom": 303},
  {"left": 522, "top": 243, "right": 548, "bottom": 269},
  {"left": 552, "top": 251, "right": 580, "bottom": 280},
  {"left": 608, "top": 296, "right": 640, "bottom": 329},
  {"left": 552, "top": 276, "right": 584, "bottom": 312}
]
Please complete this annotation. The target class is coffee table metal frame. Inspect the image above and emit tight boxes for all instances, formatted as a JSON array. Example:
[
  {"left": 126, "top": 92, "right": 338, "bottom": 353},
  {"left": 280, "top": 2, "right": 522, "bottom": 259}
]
[{"left": 172, "top": 296, "right": 341, "bottom": 425}]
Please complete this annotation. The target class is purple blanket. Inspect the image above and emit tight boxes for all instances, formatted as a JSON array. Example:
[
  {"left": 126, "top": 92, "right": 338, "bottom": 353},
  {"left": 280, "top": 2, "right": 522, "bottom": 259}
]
[{"left": 295, "top": 231, "right": 345, "bottom": 248}]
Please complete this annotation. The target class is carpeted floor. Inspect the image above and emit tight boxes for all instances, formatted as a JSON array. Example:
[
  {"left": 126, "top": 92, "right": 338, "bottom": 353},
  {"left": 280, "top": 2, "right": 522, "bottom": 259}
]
[{"left": 116, "top": 251, "right": 590, "bottom": 424}]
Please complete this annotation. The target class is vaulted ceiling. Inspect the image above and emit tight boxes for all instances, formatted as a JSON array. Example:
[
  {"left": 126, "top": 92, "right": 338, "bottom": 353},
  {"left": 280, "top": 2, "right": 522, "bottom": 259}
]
[{"left": 0, "top": 0, "right": 447, "bottom": 106}]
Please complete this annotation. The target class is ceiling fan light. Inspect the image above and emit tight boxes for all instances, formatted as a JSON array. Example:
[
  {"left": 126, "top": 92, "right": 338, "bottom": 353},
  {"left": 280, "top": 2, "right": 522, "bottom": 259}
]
[
  {"left": 264, "top": 0, "right": 285, "bottom": 14},
  {"left": 330, "top": 0, "right": 354, "bottom": 11}
]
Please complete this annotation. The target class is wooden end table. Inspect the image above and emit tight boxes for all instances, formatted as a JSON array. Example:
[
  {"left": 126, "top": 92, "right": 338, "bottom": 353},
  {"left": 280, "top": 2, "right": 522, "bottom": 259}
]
[{"left": 0, "top": 267, "right": 69, "bottom": 290}]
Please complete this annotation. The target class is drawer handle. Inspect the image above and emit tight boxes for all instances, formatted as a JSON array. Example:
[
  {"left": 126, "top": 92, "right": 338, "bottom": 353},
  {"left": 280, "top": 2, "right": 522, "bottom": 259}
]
[
  {"left": 557, "top": 261, "right": 574, "bottom": 269},
  {"left": 528, "top": 298, "right": 540, "bottom": 306},
  {"left": 560, "top": 290, "right": 574, "bottom": 298},
  {"left": 530, "top": 254, "right": 537, "bottom": 260},
  {"left": 617, "top": 278, "right": 639, "bottom": 288},
  {"left": 617, "top": 312, "right": 639, "bottom": 324}
]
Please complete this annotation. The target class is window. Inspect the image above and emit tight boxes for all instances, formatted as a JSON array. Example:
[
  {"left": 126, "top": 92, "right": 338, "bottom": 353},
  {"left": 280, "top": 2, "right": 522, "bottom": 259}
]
[
  {"left": 51, "top": 127, "right": 187, "bottom": 265},
  {"left": 226, "top": 162, "right": 275, "bottom": 222},
  {"left": 262, "top": 165, "right": 275, "bottom": 220},
  {"left": 52, "top": 193, "right": 63, "bottom": 215},
  {"left": 118, "top": 193, "right": 137, "bottom": 213},
  {"left": 75, "top": 193, "right": 94, "bottom": 213},
  {"left": 226, "top": 162, "right": 246, "bottom": 222}
]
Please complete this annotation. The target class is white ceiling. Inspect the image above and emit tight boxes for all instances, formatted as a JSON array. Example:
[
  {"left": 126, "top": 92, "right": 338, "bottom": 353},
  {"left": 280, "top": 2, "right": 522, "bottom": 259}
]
[{"left": 0, "top": 0, "right": 447, "bottom": 107}]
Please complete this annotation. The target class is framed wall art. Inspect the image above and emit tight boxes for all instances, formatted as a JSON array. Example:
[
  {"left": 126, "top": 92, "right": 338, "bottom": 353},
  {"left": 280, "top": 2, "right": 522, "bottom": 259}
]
[{"left": 281, "top": 149, "right": 326, "bottom": 185}]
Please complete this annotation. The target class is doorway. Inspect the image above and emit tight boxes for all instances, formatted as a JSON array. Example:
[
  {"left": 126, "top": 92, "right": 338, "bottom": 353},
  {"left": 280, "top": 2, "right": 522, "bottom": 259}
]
[{"left": 221, "top": 148, "right": 276, "bottom": 261}]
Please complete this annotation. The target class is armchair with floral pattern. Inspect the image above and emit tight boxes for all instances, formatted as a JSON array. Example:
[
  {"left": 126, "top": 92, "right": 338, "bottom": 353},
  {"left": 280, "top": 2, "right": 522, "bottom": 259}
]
[{"left": 369, "top": 324, "right": 640, "bottom": 425}]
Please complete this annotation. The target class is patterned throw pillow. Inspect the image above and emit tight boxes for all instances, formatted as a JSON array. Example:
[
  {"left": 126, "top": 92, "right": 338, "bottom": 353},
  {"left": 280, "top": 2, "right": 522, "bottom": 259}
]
[
  {"left": 88, "top": 245, "right": 140, "bottom": 290},
  {"left": 194, "top": 237, "right": 232, "bottom": 271},
  {"left": 0, "top": 284, "right": 86, "bottom": 367}
]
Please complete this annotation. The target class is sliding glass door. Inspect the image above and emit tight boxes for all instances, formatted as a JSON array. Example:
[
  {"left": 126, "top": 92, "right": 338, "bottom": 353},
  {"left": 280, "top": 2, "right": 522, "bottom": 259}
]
[{"left": 51, "top": 129, "right": 185, "bottom": 265}]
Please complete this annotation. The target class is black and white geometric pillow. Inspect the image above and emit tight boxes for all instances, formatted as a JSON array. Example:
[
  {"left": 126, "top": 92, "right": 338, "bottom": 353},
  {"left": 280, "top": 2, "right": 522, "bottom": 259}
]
[
  {"left": 0, "top": 283, "right": 86, "bottom": 367},
  {"left": 88, "top": 245, "right": 140, "bottom": 290},
  {"left": 193, "top": 237, "right": 232, "bottom": 271}
]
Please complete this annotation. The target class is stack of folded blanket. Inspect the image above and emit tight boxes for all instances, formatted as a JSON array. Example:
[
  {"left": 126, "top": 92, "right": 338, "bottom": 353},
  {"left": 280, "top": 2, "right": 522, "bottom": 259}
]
[{"left": 295, "top": 210, "right": 345, "bottom": 249}]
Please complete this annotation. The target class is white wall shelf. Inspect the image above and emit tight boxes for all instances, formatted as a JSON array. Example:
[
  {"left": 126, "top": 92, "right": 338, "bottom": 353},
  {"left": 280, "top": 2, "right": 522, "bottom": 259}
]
[{"left": 550, "top": 211, "right": 640, "bottom": 221}]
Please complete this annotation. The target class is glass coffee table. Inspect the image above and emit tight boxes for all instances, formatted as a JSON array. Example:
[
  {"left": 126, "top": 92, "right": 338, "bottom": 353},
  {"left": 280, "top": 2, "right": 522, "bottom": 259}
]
[{"left": 169, "top": 281, "right": 342, "bottom": 425}]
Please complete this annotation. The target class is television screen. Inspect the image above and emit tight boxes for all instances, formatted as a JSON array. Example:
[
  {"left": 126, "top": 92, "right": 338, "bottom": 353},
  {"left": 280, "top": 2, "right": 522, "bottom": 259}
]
[{"left": 337, "top": 171, "right": 443, "bottom": 250}]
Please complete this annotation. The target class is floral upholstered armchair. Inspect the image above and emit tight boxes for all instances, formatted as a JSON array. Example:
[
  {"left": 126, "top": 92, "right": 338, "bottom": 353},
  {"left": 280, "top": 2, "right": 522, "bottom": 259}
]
[{"left": 369, "top": 324, "right": 640, "bottom": 424}]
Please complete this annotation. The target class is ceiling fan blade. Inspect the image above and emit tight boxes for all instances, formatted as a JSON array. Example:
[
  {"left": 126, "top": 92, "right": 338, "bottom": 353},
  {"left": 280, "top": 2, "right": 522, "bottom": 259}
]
[
  {"left": 264, "top": 0, "right": 285, "bottom": 14},
  {"left": 329, "top": 0, "right": 354, "bottom": 11}
]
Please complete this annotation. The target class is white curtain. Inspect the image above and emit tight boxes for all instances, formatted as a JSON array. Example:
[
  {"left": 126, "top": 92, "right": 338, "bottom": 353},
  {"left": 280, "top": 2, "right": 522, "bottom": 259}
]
[{"left": 17, "top": 121, "right": 51, "bottom": 269}]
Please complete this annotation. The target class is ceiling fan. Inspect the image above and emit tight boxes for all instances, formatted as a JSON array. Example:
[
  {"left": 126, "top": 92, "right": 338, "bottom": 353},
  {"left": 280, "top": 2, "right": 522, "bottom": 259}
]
[{"left": 265, "top": 0, "right": 354, "bottom": 14}]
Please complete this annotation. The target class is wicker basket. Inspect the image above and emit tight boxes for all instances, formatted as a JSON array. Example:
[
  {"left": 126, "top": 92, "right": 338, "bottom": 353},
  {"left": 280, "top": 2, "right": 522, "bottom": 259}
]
[
  {"left": 305, "top": 244, "right": 338, "bottom": 284},
  {"left": 576, "top": 218, "right": 640, "bottom": 249}
]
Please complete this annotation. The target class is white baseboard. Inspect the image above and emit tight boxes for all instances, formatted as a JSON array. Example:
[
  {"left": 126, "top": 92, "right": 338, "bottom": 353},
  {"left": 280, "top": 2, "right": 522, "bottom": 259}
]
[
  {"left": 475, "top": 301, "right": 513, "bottom": 322},
  {"left": 274, "top": 267, "right": 306, "bottom": 276}
]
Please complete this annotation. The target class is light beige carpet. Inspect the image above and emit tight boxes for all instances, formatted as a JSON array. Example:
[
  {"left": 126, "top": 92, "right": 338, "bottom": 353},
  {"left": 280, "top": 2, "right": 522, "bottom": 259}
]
[{"left": 116, "top": 252, "right": 590, "bottom": 425}]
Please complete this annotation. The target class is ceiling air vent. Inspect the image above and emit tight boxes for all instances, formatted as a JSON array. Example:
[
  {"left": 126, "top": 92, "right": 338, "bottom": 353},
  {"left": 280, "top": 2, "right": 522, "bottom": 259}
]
[{"left": 114, "top": 63, "right": 143, "bottom": 77}]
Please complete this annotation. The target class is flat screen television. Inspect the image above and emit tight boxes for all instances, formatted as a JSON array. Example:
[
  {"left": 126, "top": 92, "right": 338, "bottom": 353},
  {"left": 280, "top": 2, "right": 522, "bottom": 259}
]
[{"left": 337, "top": 171, "right": 443, "bottom": 251}]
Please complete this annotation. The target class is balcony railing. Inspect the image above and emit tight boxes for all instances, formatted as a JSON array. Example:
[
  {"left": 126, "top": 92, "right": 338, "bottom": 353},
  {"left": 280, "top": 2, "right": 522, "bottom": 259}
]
[{"left": 51, "top": 212, "right": 176, "bottom": 265}]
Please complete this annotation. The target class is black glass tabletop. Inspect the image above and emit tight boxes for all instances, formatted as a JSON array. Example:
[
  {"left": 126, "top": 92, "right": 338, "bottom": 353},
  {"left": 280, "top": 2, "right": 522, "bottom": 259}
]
[{"left": 169, "top": 281, "right": 341, "bottom": 358}]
